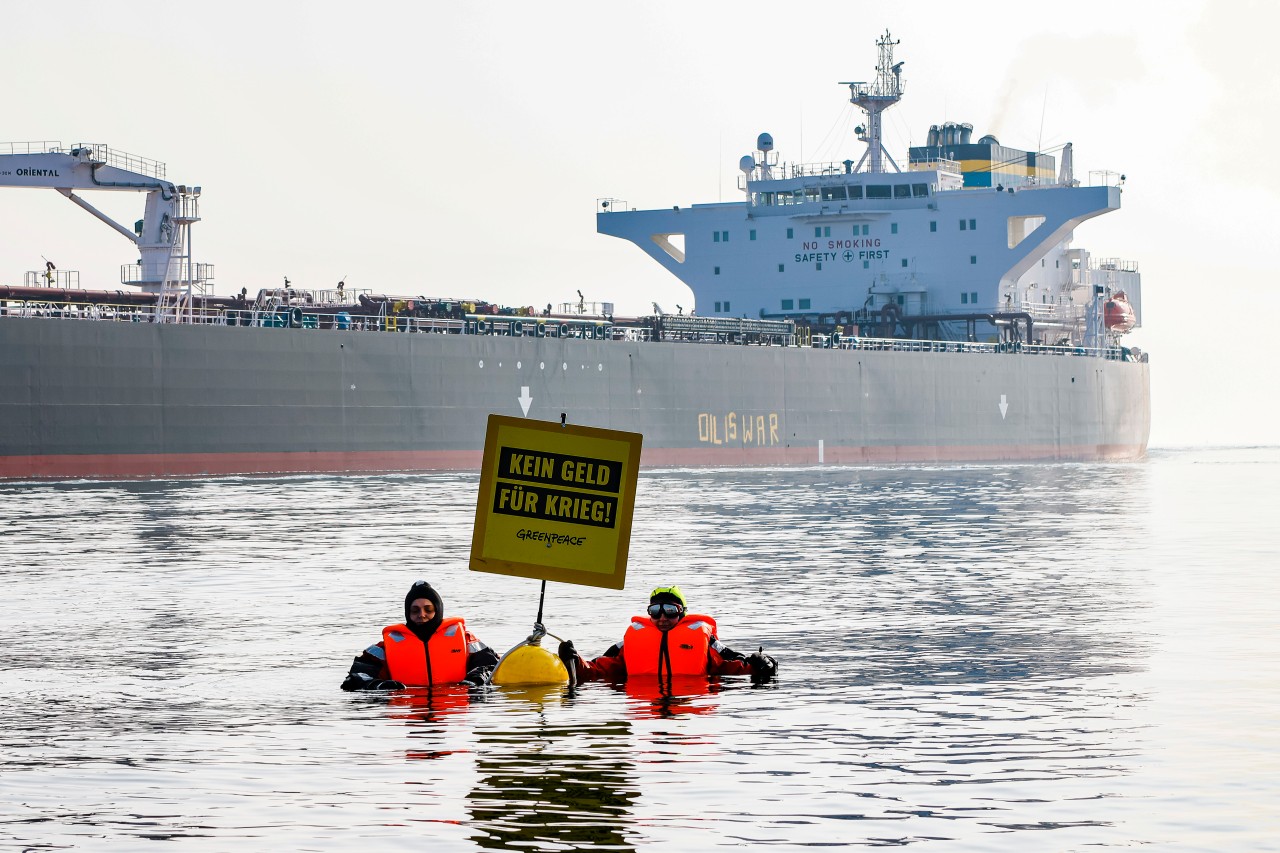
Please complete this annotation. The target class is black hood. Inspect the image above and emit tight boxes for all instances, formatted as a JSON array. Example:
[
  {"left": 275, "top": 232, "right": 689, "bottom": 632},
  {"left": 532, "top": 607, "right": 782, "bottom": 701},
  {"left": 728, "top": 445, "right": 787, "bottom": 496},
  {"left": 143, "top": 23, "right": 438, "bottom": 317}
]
[{"left": 404, "top": 581, "right": 444, "bottom": 642}]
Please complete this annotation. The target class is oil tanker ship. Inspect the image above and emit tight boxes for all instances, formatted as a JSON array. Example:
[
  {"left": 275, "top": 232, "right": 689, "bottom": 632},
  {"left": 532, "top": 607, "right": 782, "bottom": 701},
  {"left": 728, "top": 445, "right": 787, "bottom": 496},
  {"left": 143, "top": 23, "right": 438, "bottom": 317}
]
[{"left": 0, "top": 33, "right": 1149, "bottom": 481}]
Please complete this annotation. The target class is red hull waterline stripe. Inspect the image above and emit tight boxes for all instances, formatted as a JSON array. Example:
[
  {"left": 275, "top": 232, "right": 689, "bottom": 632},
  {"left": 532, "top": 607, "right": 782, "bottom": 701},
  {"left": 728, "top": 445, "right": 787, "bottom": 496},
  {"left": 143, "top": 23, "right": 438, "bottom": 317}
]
[{"left": 0, "top": 443, "right": 1148, "bottom": 481}]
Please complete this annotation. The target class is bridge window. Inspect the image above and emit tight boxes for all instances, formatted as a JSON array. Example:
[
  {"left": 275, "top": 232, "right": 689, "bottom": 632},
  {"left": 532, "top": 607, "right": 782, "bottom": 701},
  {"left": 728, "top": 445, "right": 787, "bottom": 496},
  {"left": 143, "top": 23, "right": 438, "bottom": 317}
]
[
  {"left": 805, "top": 188, "right": 820, "bottom": 203},
  {"left": 867, "top": 185, "right": 891, "bottom": 199},
  {"left": 847, "top": 185, "right": 863, "bottom": 199},
  {"left": 912, "top": 183, "right": 929, "bottom": 197},
  {"left": 893, "top": 185, "right": 911, "bottom": 199},
  {"left": 821, "top": 186, "right": 848, "bottom": 201}
]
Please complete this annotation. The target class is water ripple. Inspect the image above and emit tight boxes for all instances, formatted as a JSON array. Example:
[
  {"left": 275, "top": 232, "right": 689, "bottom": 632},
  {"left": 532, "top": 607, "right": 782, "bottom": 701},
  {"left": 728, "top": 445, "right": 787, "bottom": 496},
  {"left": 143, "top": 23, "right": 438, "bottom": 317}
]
[{"left": 2, "top": 450, "right": 1278, "bottom": 849}]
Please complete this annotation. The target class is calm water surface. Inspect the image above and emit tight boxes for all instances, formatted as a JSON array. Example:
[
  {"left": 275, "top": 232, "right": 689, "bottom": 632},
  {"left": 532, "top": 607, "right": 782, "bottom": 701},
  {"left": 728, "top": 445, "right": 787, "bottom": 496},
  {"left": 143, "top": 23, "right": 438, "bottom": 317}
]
[{"left": 1, "top": 448, "right": 1277, "bottom": 851}]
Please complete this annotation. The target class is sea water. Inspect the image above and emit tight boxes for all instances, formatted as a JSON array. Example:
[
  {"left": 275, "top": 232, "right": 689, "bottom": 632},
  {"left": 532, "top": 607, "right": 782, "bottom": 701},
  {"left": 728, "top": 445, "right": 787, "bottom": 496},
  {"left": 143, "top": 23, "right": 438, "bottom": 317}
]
[{"left": 1, "top": 447, "right": 1277, "bottom": 851}]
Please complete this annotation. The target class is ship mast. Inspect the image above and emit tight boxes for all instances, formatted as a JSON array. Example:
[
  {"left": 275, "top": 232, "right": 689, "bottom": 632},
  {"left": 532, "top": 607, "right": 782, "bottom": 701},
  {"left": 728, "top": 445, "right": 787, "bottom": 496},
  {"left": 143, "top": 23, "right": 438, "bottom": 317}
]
[{"left": 842, "top": 31, "right": 904, "bottom": 174}]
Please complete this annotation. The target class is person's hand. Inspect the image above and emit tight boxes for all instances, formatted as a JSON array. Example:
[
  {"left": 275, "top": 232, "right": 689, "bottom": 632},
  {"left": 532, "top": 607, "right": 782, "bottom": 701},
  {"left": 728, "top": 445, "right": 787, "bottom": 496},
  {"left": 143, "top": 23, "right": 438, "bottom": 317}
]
[
  {"left": 340, "top": 672, "right": 370, "bottom": 692},
  {"left": 746, "top": 653, "right": 777, "bottom": 681},
  {"left": 462, "top": 667, "right": 491, "bottom": 688},
  {"left": 370, "top": 679, "right": 406, "bottom": 691},
  {"left": 558, "top": 640, "right": 578, "bottom": 666}
]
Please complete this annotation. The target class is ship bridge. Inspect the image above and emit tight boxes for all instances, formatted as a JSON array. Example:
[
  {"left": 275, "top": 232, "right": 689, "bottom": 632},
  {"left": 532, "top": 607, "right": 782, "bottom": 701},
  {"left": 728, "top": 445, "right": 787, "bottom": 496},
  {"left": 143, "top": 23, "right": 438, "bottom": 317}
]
[{"left": 597, "top": 31, "right": 1139, "bottom": 348}]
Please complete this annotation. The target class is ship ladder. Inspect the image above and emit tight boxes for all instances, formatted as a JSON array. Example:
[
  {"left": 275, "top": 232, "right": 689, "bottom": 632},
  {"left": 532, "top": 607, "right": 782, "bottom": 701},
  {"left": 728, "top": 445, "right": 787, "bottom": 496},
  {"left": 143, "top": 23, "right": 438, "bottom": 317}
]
[{"left": 252, "top": 292, "right": 280, "bottom": 328}]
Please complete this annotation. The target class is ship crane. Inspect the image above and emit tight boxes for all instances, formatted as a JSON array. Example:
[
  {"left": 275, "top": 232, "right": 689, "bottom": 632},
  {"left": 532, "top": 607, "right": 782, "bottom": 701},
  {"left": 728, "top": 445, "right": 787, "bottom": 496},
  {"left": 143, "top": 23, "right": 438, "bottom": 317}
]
[{"left": 0, "top": 142, "right": 211, "bottom": 322}]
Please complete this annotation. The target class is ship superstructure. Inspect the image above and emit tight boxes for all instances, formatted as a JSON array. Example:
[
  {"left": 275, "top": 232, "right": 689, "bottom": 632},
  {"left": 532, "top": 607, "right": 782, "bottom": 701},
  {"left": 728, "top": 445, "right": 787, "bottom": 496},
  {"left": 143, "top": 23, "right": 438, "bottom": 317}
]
[{"left": 598, "top": 32, "right": 1141, "bottom": 350}]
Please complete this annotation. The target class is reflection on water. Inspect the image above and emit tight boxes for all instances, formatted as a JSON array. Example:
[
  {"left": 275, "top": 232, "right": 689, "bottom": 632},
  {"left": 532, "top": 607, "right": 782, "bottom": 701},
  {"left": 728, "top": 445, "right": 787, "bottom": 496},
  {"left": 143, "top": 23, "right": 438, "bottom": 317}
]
[
  {"left": 469, "top": 718, "right": 638, "bottom": 851},
  {"left": 1, "top": 449, "right": 1278, "bottom": 849}
]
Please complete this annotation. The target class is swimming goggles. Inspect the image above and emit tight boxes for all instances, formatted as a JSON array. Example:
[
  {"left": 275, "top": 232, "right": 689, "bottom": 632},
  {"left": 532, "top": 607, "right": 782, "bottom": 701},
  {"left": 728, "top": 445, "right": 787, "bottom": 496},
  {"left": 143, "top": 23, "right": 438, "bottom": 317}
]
[{"left": 647, "top": 603, "right": 685, "bottom": 619}]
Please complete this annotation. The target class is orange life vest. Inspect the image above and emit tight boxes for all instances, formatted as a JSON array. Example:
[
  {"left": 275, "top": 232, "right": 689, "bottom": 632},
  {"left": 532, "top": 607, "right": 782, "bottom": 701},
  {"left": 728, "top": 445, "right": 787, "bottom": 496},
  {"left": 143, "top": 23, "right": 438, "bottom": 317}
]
[
  {"left": 382, "top": 616, "right": 469, "bottom": 686},
  {"left": 621, "top": 613, "right": 717, "bottom": 676}
]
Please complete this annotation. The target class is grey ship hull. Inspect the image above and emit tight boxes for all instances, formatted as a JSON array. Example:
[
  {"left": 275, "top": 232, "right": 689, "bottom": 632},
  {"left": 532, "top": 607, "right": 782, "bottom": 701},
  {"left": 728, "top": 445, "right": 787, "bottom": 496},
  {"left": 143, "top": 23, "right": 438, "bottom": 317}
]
[{"left": 0, "top": 317, "right": 1149, "bottom": 479}]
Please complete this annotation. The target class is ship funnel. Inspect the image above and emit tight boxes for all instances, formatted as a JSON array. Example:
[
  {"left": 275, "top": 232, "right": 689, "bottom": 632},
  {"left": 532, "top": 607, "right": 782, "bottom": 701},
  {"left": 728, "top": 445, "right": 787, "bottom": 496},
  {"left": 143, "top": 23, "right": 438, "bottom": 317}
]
[
  {"left": 960, "top": 123, "right": 973, "bottom": 144},
  {"left": 757, "top": 132, "right": 774, "bottom": 153},
  {"left": 927, "top": 124, "right": 940, "bottom": 147}
]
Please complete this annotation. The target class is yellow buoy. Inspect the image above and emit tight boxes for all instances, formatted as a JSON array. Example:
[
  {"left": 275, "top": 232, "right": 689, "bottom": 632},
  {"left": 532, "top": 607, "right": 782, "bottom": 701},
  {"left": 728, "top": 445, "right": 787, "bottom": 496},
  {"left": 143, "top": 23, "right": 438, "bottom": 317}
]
[{"left": 491, "top": 641, "right": 570, "bottom": 686}]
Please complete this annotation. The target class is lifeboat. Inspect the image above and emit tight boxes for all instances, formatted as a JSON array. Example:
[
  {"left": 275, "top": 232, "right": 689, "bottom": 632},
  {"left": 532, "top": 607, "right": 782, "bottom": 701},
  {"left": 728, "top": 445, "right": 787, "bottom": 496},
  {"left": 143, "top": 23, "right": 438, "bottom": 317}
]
[{"left": 1104, "top": 291, "right": 1136, "bottom": 333}]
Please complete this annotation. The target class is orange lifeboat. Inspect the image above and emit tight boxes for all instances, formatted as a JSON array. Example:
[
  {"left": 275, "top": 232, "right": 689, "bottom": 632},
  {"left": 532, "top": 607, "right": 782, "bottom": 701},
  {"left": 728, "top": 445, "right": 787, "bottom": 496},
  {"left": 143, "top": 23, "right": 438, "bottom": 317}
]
[{"left": 1104, "top": 291, "right": 1136, "bottom": 333}]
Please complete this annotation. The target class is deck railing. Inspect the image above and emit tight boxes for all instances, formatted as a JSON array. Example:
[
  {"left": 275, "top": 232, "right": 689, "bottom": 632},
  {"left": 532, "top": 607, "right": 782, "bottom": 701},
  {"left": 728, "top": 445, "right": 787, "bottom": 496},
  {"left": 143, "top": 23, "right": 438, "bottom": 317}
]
[{"left": 0, "top": 299, "right": 1143, "bottom": 362}]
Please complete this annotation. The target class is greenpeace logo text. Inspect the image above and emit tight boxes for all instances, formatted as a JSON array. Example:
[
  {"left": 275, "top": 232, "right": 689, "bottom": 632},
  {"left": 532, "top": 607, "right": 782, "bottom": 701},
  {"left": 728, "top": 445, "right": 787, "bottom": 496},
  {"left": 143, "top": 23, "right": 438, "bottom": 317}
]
[{"left": 516, "top": 529, "right": 588, "bottom": 549}]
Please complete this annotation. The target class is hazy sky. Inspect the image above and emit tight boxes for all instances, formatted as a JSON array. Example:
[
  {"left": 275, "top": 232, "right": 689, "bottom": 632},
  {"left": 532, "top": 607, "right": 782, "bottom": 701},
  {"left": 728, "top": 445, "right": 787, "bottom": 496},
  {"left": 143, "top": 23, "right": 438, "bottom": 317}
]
[{"left": 2, "top": 0, "right": 1277, "bottom": 447}]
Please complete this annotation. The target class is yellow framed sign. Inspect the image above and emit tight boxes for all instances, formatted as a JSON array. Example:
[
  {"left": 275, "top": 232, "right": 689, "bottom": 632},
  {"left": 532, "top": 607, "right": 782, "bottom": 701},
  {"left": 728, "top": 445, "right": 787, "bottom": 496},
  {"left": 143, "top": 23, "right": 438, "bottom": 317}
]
[{"left": 469, "top": 414, "right": 643, "bottom": 589}]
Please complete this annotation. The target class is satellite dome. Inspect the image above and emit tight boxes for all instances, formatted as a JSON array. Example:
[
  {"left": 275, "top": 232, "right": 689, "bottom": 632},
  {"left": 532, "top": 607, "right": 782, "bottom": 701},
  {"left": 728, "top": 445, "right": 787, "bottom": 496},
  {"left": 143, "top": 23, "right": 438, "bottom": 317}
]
[
  {"left": 757, "top": 132, "right": 774, "bottom": 152},
  {"left": 739, "top": 155, "right": 755, "bottom": 173},
  {"left": 978, "top": 134, "right": 1000, "bottom": 145}
]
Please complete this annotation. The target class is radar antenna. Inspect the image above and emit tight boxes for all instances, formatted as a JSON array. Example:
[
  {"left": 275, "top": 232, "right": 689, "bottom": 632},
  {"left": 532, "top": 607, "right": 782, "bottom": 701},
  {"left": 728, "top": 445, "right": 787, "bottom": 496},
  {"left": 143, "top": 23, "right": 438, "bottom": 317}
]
[{"left": 841, "top": 30, "right": 904, "bottom": 174}]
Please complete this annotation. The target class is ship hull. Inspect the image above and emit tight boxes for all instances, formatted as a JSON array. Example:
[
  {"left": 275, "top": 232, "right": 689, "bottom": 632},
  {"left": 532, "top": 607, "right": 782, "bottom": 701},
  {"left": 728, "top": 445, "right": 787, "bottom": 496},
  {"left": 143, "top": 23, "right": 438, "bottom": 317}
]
[{"left": 0, "top": 317, "right": 1149, "bottom": 480}]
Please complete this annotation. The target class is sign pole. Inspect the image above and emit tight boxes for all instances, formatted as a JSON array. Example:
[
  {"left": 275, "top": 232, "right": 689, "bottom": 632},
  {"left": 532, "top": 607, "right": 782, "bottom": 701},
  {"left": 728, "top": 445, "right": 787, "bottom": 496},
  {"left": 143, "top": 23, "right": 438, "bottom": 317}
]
[{"left": 533, "top": 413, "right": 564, "bottom": 628}]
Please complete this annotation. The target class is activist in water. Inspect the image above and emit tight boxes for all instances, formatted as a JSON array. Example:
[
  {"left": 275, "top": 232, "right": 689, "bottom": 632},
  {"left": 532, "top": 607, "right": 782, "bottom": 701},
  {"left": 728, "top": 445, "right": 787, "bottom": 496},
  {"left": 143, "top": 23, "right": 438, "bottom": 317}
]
[
  {"left": 341, "top": 580, "right": 500, "bottom": 690},
  {"left": 558, "top": 585, "right": 778, "bottom": 682}
]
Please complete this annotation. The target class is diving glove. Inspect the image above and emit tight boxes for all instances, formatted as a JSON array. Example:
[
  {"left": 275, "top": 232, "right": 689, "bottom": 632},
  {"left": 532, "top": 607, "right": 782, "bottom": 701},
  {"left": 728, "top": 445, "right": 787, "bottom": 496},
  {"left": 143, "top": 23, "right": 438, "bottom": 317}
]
[
  {"left": 746, "top": 653, "right": 778, "bottom": 681},
  {"left": 557, "top": 640, "right": 580, "bottom": 667}
]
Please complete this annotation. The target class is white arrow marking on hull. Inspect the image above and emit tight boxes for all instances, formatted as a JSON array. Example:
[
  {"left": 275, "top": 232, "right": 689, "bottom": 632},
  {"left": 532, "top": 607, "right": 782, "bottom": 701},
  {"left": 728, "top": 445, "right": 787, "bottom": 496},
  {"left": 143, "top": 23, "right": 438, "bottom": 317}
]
[
  {"left": 999, "top": 394, "right": 1008, "bottom": 419},
  {"left": 519, "top": 386, "right": 533, "bottom": 416}
]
